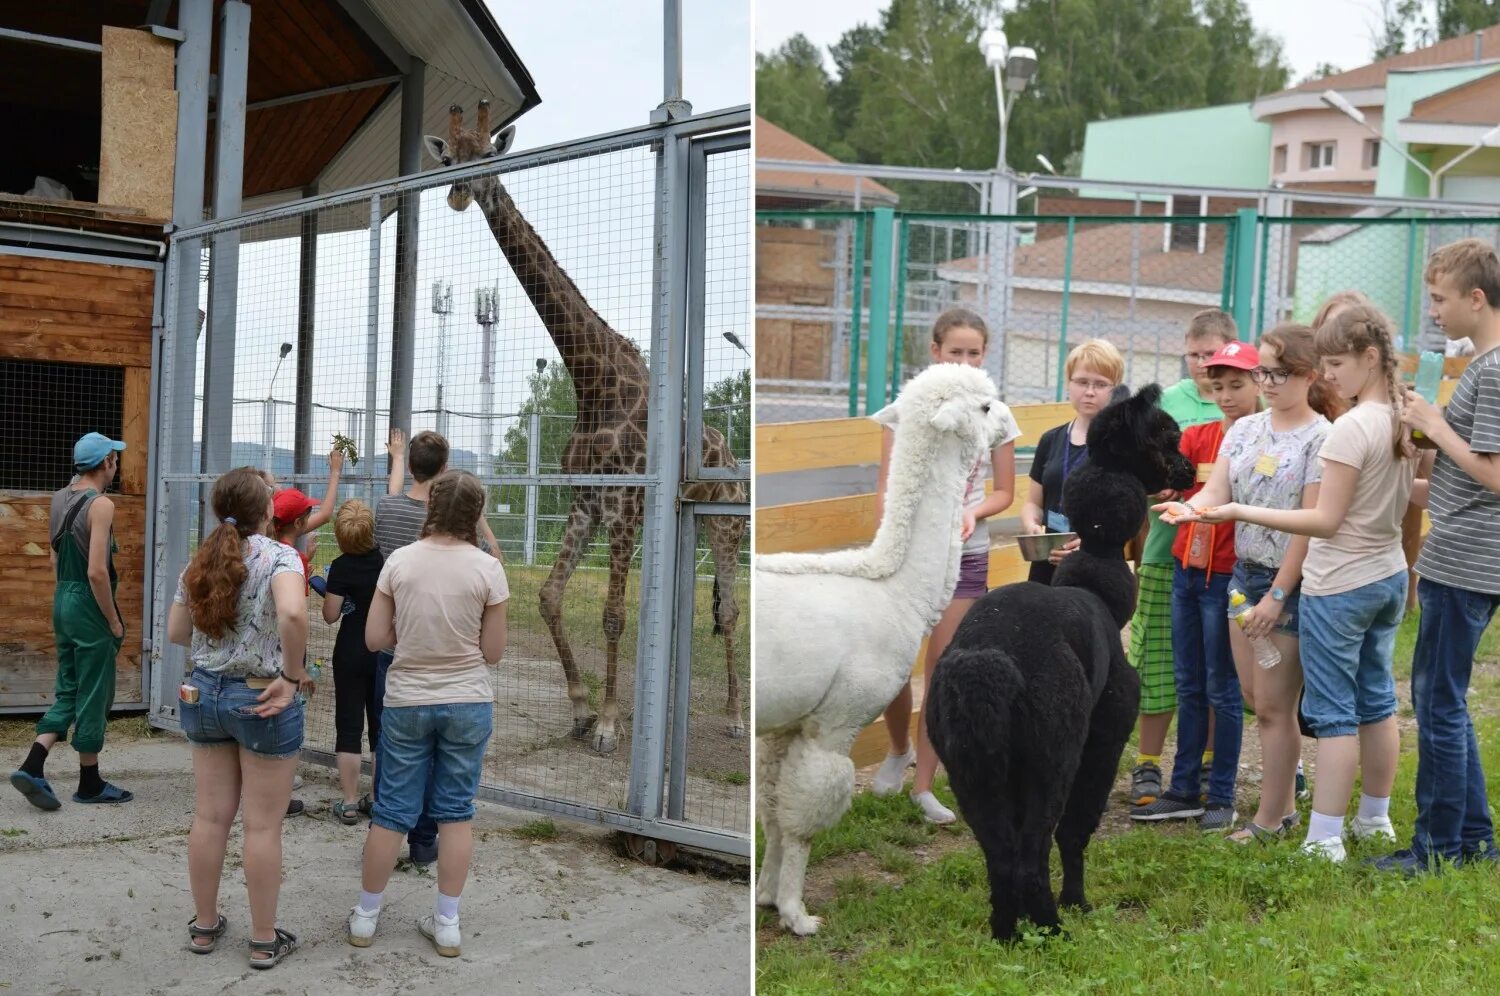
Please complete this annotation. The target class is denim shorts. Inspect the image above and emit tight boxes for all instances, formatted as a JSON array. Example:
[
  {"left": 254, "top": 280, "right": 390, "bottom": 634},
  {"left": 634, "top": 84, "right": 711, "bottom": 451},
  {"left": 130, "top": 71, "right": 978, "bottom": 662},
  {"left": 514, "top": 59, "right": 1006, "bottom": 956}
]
[
  {"left": 1298, "top": 571, "right": 1406, "bottom": 738},
  {"left": 179, "top": 667, "right": 305, "bottom": 760},
  {"left": 372, "top": 702, "right": 493, "bottom": 833},
  {"left": 1226, "top": 561, "right": 1301, "bottom": 636}
]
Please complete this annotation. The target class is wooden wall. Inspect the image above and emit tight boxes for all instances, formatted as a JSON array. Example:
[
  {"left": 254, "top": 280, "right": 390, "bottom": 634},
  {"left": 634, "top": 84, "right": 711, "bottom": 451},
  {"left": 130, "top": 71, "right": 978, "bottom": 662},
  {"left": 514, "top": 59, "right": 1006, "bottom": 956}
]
[{"left": 0, "top": 253, "right": 154, "bottom": 710}]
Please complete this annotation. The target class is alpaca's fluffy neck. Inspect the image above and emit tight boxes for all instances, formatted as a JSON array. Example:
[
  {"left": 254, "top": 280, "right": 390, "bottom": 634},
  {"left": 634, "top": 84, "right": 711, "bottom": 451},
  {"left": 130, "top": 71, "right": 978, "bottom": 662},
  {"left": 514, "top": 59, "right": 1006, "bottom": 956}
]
[{"left": 758, "top": 424, "right": 971, "bottom": 619}]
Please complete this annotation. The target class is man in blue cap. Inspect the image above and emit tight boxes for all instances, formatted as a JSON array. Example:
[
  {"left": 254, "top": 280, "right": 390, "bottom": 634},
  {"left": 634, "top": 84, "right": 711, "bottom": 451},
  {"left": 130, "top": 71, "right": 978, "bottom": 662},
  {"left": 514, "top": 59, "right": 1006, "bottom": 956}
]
[{"left": 9, "top": 432, "right": 134, "bottom": 809}]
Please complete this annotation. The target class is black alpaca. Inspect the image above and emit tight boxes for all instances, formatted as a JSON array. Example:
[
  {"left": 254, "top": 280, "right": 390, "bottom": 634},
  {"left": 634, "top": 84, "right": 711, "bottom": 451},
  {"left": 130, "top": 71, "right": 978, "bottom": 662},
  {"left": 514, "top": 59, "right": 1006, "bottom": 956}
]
[{"left": 926, "top": 385, "right": 1195, "bottom": 942}]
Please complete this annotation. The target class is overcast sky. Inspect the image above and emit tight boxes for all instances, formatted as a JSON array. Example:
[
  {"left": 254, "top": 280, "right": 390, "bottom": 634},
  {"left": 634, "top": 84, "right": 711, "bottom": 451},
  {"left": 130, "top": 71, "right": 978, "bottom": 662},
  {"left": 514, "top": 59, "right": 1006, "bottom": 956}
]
[
  {"left": 755, "top": 0, "right": 1399, "bottom": 85},
  {"left": 489, "top": 0, "right": 751, "bottom": 150}
]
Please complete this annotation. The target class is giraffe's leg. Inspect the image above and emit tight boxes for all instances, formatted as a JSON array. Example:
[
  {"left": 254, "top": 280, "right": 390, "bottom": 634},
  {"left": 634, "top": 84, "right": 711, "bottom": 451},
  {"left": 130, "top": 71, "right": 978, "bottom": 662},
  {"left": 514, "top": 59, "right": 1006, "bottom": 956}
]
[
  {"left": 710, "top": 515, "right": 746, "bottom": 738},
  {"left": 594, "top": 512, "right": 638, "bottom": 755},
  {"left": 540, "top": 497, "right": 598, "bottom": 737}
]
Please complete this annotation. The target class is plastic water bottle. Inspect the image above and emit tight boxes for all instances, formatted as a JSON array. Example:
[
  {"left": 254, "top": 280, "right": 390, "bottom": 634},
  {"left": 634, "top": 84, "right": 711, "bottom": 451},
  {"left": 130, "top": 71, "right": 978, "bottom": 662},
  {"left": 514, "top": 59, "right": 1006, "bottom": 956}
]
[
  {"left": 297, "top": 660, "right": 322, "bottom": 706},
  {"left": 1412, "top": 350, "right": 1444, "bottom": 440},
  {"left": 1229, "top": 590, "right": 1281, "bottom": 669}
]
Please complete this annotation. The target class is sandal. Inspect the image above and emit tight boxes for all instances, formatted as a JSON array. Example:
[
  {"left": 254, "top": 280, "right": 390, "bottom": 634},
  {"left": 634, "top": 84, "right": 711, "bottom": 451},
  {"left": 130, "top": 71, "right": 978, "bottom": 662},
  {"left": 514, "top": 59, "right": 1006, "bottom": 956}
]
[
  {"left": 248, "top": 927, "right": 298, "bottom": 969},
  {"left": 1229, "top": 812, "right": 1301, "bottom": 845},
  {"left": 356, "top": 793, "right": 373, "bottom": 816},
  {"left": 73, "top": 782, "right": 133, "bottom": 805},
  {"left": 185, "top": 913, "right": 227, "bottom": 953},
  {"left": 333, "top": 801, "right": 361, "bottom": 826}
]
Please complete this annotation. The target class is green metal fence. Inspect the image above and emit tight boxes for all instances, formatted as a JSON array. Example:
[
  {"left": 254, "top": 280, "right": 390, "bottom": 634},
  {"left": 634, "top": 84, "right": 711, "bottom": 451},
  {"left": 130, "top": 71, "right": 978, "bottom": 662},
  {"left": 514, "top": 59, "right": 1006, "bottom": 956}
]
[{"left": 755, "top": 207, "right": 1500, "bottom": 421}]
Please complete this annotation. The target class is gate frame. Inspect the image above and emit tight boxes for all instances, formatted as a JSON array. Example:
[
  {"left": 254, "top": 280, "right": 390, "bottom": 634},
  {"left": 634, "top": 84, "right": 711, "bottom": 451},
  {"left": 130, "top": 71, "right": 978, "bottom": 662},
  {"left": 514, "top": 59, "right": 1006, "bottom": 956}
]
[{"left": 149, "top": 105, "right": 752, "bottom": 858}]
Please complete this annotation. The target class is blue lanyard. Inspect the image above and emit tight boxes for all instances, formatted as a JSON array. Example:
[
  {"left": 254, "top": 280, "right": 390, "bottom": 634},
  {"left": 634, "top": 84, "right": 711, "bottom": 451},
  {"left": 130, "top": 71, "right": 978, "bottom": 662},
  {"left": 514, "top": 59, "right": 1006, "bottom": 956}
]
[{"left": 1061, "top": 421, "right": 1083, "bottom": 480}]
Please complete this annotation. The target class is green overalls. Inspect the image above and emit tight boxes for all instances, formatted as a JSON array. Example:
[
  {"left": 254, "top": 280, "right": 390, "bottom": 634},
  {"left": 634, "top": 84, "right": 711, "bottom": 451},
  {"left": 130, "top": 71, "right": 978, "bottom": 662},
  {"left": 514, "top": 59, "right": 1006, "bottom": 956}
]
[{"left": 36, "top": 489, "right": 121, "bottom": 755}]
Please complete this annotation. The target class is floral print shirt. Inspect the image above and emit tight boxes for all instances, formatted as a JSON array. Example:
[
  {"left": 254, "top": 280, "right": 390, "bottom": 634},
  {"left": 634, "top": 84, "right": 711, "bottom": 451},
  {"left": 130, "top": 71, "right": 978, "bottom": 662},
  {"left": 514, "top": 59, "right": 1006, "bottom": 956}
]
[
  {"left": 1222, "top": 410, "right": 1330, "bottom": 569},
  {"left": 173, "top": 534, "right": 305, "bottom": 677}
]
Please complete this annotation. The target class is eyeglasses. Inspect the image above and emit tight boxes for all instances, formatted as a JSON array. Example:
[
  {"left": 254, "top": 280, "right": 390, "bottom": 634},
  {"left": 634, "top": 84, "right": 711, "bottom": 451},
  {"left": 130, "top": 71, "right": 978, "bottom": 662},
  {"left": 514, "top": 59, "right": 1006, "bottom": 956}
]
[
  {"left": 1184, "top": 350, "right": 1219, "bottom": 365},
  {"left": 1069, "top": 377, "right": 1114, "bottom": 394},
  {"left": 1249, "top": 367, "right": 1292, "bottom": 386}
]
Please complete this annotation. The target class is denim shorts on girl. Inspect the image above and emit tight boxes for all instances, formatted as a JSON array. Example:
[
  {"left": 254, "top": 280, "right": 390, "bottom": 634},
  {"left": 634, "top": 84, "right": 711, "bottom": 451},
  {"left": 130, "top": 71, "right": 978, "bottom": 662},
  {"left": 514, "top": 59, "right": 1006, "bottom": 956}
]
[
  {"left": 179, "top": 667, "right": 305, "bottom": 760},
  {"left": 1225, "top": 561, "right": 1301, "bottom": 637},
  {"left": 372, "top": 702, "right": 493, "bottom": 834},
  {"left": 953, "top": 550, "right": 990, "bottom": 600},
  {"left": 1297, "top": 571, "right": 1405, "bottom": 739}
]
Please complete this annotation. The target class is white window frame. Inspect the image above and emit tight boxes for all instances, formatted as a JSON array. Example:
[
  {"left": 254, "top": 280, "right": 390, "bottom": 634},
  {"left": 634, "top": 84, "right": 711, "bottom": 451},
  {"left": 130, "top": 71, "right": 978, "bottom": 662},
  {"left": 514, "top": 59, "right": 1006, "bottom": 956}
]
[
  {"left": 1162, "top": 193, "right": 1208, "bottom": 255},
  {"left": 1306, "top": 141, "right": 1336, "bottom": 170}
]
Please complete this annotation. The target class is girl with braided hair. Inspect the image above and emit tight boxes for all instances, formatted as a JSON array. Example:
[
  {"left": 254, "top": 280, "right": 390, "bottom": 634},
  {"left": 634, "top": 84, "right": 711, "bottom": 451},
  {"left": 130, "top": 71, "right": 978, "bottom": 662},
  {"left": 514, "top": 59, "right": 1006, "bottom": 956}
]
[{"left": 1163, "top": 305, "right": 1419, "bottom": 862}]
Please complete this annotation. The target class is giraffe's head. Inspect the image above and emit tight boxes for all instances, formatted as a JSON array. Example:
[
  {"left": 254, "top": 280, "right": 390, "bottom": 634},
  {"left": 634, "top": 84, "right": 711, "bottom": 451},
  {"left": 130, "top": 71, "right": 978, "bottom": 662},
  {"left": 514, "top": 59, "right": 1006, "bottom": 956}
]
[{"left": 423, "top": 100, "right": 517, "bottom": 212}]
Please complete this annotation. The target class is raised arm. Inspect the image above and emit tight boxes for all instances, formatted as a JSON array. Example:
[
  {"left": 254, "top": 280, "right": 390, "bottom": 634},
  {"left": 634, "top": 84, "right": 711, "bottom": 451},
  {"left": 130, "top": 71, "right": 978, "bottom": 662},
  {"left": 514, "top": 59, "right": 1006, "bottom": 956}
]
[
  {"left": 386, "top": 428, "right": 407, "bottom": 497},
  {"left": 305, "top": 448, "right": 343, "bottom": 531}
]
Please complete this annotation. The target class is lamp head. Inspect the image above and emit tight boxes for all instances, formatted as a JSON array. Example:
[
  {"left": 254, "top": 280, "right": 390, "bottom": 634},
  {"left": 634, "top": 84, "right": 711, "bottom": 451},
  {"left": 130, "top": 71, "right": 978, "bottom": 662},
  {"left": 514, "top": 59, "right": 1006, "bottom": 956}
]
[
  {"left": 536, "top": 358, "right": 548, "bottom": 374},
  {"left": 1320, "top": 89, "right": 1365, "bottom": 125},
  {"left": 279, "top": 343, "right": 293, "bottom": 359},
  {"left": 1004, "top": 46, "right": 1038, "bottom": 93},
  {"left": 1036, "top": 152, "right": 1058, "bottom": 175},
  {"left": 978, "top": 27, "right": 1008, "bottom": 69}
]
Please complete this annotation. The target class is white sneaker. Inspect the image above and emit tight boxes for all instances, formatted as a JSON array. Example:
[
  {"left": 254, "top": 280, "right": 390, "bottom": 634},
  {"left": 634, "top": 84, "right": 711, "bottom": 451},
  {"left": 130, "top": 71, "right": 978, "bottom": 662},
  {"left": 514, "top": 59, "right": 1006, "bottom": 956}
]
[
  {"left": 911, "top": 790, "right": 956, "bottom": 825},
  {"left": 418, "top": 913, "right": 461, "bottom": 957},
  {"left": 1350, "top": 815, "right": 1396, "bottom": 842},
  {"left": 293, "top": 774, "right": 304, "bottom": 790},
  {"left": 347, "top": 906, "right": 379, "bottom": 947},
  {"left": 1302, "top": 836, "right": 1347, "bottom": 863},
  {"left": 870, "top": 748, "right": 916, "bottom": 796}
]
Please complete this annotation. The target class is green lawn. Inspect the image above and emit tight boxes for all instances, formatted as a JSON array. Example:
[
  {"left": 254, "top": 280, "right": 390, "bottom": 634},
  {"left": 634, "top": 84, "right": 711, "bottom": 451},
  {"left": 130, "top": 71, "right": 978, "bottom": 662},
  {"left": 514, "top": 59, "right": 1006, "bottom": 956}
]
[{"left": 756, "top": 612, "right": 1500, "bottom": 995}]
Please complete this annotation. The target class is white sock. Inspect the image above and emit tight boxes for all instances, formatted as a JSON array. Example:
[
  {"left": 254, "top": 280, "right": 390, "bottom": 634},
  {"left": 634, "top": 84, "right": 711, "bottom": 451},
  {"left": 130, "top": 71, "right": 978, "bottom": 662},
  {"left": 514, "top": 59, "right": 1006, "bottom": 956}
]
[
  {"left": 1357, "top": 793, "right": 1390, "bottom": 821},
  {"left": 1306, "top": 810, "right": 1344, "bottom": 844},
  {"left": 358, "top": 890, "right": 383, "bottom": 915},
  {"left": 436, "top": 892, "right": 460, "bottom": 920}
]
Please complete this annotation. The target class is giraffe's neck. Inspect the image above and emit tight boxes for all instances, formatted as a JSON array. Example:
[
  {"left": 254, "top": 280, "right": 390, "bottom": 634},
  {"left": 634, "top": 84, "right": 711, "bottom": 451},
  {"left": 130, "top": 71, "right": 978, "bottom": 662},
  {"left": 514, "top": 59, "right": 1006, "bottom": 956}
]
[{"left": 475, "top": 181, "right": 649, "bottom": 399}]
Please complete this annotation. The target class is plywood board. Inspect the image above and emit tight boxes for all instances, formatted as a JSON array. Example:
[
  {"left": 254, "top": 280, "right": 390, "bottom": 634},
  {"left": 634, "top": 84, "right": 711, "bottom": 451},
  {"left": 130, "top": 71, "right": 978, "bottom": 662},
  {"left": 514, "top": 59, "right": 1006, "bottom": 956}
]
[
  {"left": 120, "top": 367, "right": 150, "bottom": 496},
  {"left": 98, "top": 28, "right": 177, "bottom": 221}
]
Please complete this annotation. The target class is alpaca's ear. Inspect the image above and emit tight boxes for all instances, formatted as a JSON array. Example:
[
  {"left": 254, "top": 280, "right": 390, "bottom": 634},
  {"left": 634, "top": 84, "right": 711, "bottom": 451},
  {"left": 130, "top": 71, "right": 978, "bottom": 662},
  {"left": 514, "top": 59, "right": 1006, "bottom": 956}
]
[
  {"left": 871, "top": 401, "right": 900, "bottom": 428},
  {"left": 929, "top": 397, "right": 969, "bottom": 433}
]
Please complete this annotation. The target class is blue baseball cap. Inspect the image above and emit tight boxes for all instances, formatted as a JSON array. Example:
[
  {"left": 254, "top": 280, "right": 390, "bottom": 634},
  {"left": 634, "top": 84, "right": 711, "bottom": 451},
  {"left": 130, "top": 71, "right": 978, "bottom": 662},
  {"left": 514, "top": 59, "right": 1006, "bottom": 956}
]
[{"left": 73, "top": 432, "right": 126, "bottom": 470}]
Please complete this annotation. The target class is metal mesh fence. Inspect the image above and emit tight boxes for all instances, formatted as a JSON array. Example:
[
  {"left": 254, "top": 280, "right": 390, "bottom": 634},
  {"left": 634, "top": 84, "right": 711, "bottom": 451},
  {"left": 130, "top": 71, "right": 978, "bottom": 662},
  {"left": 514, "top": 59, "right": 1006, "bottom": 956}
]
[
  {"left": 154, "top": 112, "right": 751, "bottom": 851},
  {"left": 755, "top": 198, "right": 1500, "bottom": 423}
]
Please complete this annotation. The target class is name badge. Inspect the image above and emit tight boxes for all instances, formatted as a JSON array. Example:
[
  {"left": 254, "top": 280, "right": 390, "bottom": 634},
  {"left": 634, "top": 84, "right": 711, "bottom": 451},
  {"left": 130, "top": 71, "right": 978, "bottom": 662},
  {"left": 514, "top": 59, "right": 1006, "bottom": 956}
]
[
  {"left": 1196, "top": 462, "right": 1213, "bottom": 483},
  {"left": 1046, "top": 509, "right": 1071, "bottom": 534},
  {"left": 1255, "top": 453, "right": 1279, "bottom": 477}
]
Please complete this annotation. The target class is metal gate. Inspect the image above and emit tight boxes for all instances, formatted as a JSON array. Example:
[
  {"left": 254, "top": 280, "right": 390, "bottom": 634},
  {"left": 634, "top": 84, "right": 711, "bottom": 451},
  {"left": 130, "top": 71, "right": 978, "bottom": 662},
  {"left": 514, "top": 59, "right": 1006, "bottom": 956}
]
[{"left": 146, "top": 108, "right": 750, "bottom": 857}]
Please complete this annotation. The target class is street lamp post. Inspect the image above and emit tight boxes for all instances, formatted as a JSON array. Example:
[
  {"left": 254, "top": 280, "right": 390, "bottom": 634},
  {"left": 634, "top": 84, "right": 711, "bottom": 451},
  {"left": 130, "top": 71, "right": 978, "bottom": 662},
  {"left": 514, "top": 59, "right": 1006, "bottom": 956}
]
[
  {"left": 977, "top": 25, "right": 1039, "bottom": 396},
  {"left": 1318, "top": 90, "right": 1499, "bottom": 200},
  {"left": 475, "top": 285, "right": 498, "bottom": 476},
  {"left": 264, "top": 342, "right": 292, "bottom": 472},
  {"left": 431, "top": 280, "right": 454, "bottom": 437}
]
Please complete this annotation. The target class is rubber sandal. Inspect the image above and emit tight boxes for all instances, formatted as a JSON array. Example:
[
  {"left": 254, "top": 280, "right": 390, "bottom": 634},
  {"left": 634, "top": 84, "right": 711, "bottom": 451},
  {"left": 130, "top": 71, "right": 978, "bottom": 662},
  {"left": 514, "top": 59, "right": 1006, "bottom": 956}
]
[
  {"left": 332, "top": 801, "right": 361, "bottom": 826},
  {"left": 357, "top": 793, "right": 373, "bottom": 816},
  {"left": 248, "top": 927, "right": 298, "bottom": 969},
  {"left": 72, "top": 782, "right": 133, "bottom": 804},
  {"left": 9, "top": 770, "right": 61, "bottom": 811},
  {"left": 186, "top": 913, "right": 228, "bottom": 953}
]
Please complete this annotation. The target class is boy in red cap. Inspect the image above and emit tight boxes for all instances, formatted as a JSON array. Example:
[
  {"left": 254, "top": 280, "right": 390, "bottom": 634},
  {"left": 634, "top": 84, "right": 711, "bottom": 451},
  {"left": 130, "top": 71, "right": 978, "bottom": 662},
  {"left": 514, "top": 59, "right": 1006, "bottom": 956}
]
[{"left": 1132, "top": 340, "right": 1262, "bottom": 832}]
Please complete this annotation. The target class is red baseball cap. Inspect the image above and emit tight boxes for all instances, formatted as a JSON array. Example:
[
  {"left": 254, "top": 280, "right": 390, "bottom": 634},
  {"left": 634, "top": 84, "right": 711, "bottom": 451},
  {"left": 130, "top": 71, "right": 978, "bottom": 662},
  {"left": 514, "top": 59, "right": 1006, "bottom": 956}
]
[
  {"left": 272, "top": 488, "right": 316, "bottom": 525},
  {"left": 1204, "top": 340, "right": 1260, "bottom": 372}
]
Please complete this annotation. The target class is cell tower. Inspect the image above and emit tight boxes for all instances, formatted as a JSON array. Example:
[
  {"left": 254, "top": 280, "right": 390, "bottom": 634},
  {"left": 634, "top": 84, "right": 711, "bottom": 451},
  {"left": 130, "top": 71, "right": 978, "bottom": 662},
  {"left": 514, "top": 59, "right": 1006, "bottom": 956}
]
[
  {"left": 432, "top": 280, "right": 454, "bottom": 437},
  {"left": 475, "top": 285, "right": 499, "bottom": 475}
]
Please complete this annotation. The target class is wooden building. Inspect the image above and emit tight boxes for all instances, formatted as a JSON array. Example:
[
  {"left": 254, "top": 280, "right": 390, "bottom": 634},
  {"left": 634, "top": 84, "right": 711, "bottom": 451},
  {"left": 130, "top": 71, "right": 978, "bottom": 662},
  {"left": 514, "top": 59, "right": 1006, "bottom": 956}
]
[{"left": 0, "top": 1, "right": 538, "bottom": 713}]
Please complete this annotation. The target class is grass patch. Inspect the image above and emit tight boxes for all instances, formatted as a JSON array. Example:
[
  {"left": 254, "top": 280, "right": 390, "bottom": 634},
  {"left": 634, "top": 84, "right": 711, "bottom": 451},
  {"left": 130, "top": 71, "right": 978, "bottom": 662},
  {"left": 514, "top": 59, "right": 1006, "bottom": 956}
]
[
  {"left": 513, "top": 819, "right": 560, "bottom": 841},
  {"left": 758, "top": 614, "right": 1500, "bottom": 993},
  {"left": 705, "top": 770, "right": 749, "bottom": 786}
]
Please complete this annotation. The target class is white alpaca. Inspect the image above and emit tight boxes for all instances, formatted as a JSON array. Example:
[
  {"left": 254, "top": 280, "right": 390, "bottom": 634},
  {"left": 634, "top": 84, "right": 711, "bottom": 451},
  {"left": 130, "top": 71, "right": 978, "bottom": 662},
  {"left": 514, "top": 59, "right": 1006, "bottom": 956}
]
[{"left": 754, "top": 363, "right": 1004, "bottom": 936}]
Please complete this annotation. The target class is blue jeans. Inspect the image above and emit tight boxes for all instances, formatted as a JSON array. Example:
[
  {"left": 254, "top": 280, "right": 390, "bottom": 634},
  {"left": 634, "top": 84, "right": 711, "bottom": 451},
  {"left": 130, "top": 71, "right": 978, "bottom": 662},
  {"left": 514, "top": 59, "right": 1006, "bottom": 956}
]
[
  {"left": 1298, "top": 572, "right": 1405, "bottom": 738},
  {"left": 1410, "top": 579, "right": 1498, "bottom": 862},
  {"left": 372, "top": 702, "right": 493, "bottom": 834},
  {"left": 180, "top": 668, "right": 304, "bottom": 759},
  {"left": 1169, "top": 565, "right": 1242, "bottom": 805},
  {"left": 374, "top": 651, "right": 438, "bottom": 848}
]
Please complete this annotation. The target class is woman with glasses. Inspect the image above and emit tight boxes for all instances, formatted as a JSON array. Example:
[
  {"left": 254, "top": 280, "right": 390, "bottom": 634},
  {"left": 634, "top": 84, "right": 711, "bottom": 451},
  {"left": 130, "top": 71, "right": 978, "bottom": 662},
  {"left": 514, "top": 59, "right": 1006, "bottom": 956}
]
[
  {"left": 1021, "top": 338, "right": 1125, "bottom": 585},
  {"left": 1153, "top": 324, "right": 1344, "bottom": 842}
]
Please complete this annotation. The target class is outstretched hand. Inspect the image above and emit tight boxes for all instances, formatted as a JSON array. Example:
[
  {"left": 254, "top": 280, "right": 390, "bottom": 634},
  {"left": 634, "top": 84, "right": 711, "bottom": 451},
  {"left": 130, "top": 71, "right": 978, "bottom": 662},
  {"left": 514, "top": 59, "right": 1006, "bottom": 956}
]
[
  {"left": 1157, "top": 501, "right": 1236, "bottom": 525},
  {"left": 387, "top": 427, "right": 406, "bottom": 455},
  {"left": 327, "top": 448, "right": 344, "bottom": 474}
]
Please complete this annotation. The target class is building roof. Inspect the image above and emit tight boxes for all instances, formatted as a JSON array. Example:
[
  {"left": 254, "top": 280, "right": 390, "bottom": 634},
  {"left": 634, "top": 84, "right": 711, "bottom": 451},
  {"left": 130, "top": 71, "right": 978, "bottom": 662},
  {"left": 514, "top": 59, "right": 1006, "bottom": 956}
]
[
  {"left": 0, "top": 1, "right": 540, "bottom": 213},
  {"left": 1406, "top": 68, "right": 1500, "bottom": 125},
  {"left": 756, "top": 117, "right": 898, "bottom": 206},
  {"left": 1270, "top": 26, "right": 1500, "bottom": 97}
]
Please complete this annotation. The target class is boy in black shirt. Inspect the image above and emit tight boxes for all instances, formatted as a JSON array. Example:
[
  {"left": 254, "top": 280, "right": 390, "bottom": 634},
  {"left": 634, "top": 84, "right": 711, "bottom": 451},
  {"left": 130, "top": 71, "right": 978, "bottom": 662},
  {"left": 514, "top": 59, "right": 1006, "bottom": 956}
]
[{"left": 320, "top": 500, "right": 384, "bottom": 824}]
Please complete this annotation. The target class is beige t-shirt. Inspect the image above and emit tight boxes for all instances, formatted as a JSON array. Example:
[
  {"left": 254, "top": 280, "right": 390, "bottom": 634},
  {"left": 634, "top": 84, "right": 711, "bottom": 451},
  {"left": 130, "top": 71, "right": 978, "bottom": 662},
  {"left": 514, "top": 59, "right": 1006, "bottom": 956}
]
[
  {"left": 378, "top": 539, "right": 509, "bottom": 707},
  {"left": 1301, "top": 402, "right": 1414, "bottom": 596}
]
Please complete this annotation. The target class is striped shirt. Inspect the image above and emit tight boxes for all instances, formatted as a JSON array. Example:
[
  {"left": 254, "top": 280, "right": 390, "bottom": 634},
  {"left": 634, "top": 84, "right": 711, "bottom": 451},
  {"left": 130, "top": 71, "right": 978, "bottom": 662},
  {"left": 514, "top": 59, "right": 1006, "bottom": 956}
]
[
  {"left": 1416, "top": 345, "right": 1500, "bottom": 593},
  {"left": 373, "top": 493, "right": 428, "bottom": 558}
]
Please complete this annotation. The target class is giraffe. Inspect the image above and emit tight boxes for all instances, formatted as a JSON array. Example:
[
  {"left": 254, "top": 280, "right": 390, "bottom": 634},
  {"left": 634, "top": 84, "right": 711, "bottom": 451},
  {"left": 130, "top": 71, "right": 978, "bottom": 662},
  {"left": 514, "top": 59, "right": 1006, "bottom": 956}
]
[{"left": 425, "top": 102, "right": 747, "bottom": 755}]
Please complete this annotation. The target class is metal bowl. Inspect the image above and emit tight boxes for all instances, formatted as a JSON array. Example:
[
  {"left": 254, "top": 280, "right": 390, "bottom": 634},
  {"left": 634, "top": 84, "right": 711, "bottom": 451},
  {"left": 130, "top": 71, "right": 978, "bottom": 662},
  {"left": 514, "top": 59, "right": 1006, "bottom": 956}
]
[{"left": 1016, "top": 531, "right": 1078, "bottom": 563}]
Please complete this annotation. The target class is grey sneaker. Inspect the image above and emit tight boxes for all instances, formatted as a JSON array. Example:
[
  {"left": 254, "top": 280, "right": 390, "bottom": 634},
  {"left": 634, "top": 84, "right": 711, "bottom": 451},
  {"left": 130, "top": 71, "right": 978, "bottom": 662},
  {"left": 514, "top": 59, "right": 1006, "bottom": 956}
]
[
  {"left": 1201, "top": 803, "right": 1236, "bottom": 833},
  {"left": 1130, "top": 792, "right": 1205, "bottom": 821},
  {"left": 1128, "top": 762, "right": 1162, "bottom": 806}
]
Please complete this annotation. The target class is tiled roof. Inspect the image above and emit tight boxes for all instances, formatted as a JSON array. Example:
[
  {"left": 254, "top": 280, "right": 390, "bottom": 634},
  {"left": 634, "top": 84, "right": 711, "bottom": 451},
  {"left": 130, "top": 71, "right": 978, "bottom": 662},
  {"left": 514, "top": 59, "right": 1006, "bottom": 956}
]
[
  {"left": 756, "top": 117, "right": 899, "bottom": 204},
  {"left": 1268, "top": 26, "right": 1500, "bottom": 97},
  {"left": 1407, "top": 69, "right": 1500, "bottom": 124}
]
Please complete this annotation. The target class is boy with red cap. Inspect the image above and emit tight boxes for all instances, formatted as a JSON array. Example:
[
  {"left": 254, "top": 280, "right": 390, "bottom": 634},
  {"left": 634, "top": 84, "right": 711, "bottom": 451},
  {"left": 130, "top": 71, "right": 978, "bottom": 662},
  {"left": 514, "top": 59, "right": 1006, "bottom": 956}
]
[{"left": 1132, "top": 340, "right": 1262, "bottom": 832}]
